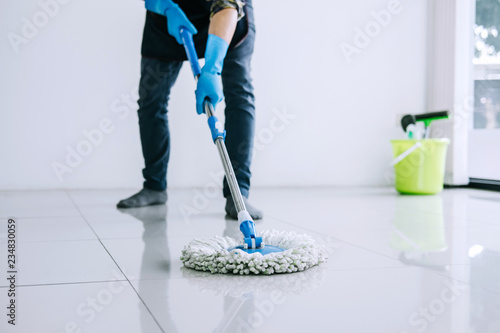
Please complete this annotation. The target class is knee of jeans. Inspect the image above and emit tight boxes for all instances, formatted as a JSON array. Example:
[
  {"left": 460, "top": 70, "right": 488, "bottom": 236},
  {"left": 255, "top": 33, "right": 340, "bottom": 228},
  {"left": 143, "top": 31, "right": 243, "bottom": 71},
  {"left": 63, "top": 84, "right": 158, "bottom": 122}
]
[
  {"left": 138, "top": 99, "right": 168, "bottom": 117},
  {"left": 223, "top": 75, "right": 254, "bottom": 99},
  {"left": 138, "top": 91, "right": 169, "bottom": 114},
  {"left": 224, "top": 91, "right": 255, "bottom": 111}
]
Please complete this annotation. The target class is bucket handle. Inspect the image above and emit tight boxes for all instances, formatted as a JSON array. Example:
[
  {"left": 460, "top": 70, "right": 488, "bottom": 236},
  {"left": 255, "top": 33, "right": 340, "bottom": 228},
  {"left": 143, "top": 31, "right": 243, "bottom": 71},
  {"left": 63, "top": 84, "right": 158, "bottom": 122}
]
[{"left": 391, "top": 142, "right": 422, "bottom": 166}]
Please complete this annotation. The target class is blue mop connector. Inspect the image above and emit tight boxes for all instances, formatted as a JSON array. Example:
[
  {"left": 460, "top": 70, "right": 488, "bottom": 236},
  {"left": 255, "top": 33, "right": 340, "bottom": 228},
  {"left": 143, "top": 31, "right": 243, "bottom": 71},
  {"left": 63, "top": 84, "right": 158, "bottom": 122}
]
[
  {"left": 207, "top": 115, "right": 226, "bottom": 142},
  {"left": 226, "top": 210, "right": 284, "bottom": 255},
  {"left": 240, "top": 219, "right": 263, "bottom": 249}
]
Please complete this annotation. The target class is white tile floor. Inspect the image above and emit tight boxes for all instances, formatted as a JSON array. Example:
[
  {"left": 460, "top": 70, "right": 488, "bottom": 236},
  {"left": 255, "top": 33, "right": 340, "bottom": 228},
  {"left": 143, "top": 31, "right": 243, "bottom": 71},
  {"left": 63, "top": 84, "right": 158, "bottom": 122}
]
[{"left": 1, "top": 187, "right": 500, "bottom": 332}]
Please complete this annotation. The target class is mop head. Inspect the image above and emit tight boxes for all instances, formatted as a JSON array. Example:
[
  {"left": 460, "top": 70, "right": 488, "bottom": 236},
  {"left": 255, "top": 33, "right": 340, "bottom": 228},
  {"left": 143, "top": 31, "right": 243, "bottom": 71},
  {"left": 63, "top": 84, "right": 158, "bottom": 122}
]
[{"left": 181, "top": 229, "right": 328, "bottom": 275}]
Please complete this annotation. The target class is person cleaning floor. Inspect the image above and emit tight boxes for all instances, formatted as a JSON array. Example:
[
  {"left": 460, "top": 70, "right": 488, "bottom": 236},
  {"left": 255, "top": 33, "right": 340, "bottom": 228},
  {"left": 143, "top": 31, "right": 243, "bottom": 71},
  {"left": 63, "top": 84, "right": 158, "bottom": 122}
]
[{"left": 117, "top": 0, "right": 263, "bottom": 219}]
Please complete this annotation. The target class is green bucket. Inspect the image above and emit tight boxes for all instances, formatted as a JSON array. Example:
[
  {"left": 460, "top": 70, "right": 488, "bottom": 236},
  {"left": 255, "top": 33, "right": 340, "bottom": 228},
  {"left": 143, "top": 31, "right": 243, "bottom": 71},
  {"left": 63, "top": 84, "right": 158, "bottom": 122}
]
[{"left": 390, "top": 139, "right": 449, "bottom": 195}]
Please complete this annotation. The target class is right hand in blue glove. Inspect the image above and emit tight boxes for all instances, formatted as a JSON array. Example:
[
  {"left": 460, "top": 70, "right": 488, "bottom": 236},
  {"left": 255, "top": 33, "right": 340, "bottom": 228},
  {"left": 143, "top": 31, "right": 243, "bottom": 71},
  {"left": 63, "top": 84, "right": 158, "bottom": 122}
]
[
  {"left": 196, "top": 71, "right": 224, "bottom": 115},
  {"left": 144, "top": 0, "right": 197, "bottom": 44},
  {"left": 195, "top": 34, "right": 229, "bottom": 115}
]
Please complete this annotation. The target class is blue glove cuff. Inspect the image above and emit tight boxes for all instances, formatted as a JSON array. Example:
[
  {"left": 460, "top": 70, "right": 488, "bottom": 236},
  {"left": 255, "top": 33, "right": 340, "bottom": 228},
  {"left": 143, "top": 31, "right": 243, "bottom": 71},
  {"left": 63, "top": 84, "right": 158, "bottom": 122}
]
[
  {"left": 204, "top": 34, "right": 229, "bottom": 75},
  {"left": 145, "top": 0, "right": 175, "bottom": 15}
]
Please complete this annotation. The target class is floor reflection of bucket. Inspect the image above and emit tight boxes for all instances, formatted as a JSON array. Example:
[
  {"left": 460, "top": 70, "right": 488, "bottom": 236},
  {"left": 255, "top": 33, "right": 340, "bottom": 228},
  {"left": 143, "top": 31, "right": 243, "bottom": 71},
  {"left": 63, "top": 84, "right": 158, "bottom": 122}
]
[{"left": 390, "top": 195, "right": 447, "bottom": 252}]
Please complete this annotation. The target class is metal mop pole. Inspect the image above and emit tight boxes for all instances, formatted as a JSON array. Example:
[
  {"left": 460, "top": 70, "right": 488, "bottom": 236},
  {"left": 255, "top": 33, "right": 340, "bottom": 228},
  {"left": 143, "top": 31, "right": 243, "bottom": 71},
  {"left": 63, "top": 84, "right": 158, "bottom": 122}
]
[
  {"left": 202, "top": 98, "right": 247, "bottom": 215},
  {"left": 180, "top": 28, "right": 261, "bottom": 249}
]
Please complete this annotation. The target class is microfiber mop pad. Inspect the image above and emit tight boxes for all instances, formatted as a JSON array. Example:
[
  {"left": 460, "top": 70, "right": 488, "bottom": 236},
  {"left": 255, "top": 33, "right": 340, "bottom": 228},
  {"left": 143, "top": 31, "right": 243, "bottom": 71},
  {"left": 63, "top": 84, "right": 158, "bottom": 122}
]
[{"left": 181, "top": 229, "right": 328, "bottom": 275}]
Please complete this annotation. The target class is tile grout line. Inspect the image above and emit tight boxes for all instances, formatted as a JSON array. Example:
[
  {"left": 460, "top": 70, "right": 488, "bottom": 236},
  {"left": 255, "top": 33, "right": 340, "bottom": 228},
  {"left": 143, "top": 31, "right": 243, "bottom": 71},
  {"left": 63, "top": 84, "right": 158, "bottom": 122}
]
[
  {"left": 0, "top": 279, "right": 130, "bottom": 289},
  {"left": 0, "top": 214, "right": 82, "bottom": 219},
  {"left": 64, "top": 190, "right": 165, "bottom": 333}
]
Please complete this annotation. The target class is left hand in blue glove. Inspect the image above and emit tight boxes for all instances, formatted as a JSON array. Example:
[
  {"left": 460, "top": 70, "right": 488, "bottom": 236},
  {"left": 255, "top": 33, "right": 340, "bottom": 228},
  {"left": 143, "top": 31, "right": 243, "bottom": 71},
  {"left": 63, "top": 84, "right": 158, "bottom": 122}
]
[
  {"left": 144, "top": 0, "right": 197, "bottom": 44},
  {"left": 195, "top": 34, "right": 229, "bottom": 115}
]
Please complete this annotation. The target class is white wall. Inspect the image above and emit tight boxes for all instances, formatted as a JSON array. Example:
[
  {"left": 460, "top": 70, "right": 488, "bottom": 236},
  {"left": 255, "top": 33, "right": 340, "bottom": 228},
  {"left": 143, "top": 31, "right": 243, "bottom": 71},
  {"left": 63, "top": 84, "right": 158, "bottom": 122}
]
[{"left": 0, "top": 0, "right": 427, "bottom": 190}]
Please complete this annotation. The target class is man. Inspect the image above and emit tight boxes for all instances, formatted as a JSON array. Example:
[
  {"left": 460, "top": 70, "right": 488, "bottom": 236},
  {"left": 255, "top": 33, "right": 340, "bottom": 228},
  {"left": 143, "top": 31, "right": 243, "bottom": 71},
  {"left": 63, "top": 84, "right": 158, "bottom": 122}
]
[{"left": 117, "top": 0, "right": 262, "bottom": 220}]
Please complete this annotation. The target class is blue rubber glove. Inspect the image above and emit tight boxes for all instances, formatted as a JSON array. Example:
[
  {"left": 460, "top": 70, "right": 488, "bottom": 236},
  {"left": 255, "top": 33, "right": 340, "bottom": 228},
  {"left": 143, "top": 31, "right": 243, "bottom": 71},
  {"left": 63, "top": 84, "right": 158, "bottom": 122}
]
[
  {"left": 195, "top": 34, "right": 229, "bottom": 115},
  {"left": 144, "top": 0, "right": 197, "bottom": 44}
]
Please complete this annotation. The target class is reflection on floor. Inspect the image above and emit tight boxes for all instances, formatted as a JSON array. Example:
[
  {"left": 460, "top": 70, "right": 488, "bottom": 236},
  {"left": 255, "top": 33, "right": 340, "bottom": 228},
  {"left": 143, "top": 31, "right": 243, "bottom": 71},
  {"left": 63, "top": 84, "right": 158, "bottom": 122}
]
[{"left": 1, "top": 187, "right": 500, "bottom": 332}]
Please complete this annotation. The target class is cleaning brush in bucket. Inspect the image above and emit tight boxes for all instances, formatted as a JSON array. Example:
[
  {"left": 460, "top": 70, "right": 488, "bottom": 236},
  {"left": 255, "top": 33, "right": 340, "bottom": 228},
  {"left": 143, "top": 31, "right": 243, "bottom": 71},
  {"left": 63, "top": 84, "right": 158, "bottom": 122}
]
[
  {"left": 179, "top": 29, "right": 327, "bottom": 274},
  {"left": 400, "top": 110, "right": 449, "bottom": 139}
]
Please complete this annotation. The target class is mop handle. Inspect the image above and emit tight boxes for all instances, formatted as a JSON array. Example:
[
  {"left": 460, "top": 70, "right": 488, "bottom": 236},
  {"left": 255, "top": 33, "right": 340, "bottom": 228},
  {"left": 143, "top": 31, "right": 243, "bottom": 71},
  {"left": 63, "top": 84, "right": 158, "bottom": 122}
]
[
  {"left": 180, "top": 28, "right": 249, "bottom": 217},
  {"left": 180, "top": 28, "right": 201, "bottom": 78}
]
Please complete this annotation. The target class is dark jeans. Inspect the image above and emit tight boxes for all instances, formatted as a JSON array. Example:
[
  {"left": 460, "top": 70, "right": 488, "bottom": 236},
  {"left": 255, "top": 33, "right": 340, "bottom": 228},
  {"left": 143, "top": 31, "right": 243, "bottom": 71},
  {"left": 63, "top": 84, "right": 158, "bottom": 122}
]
[{"left": 137, "top": 28, "right": 256, "bottom": 198}]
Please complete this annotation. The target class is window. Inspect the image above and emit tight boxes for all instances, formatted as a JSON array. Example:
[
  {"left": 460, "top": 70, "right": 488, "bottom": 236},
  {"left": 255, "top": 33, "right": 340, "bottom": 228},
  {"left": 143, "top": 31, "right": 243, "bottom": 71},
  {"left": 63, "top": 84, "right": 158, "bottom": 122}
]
[{"left": 473, "top": 0, "right": 500, "bottom": 129}]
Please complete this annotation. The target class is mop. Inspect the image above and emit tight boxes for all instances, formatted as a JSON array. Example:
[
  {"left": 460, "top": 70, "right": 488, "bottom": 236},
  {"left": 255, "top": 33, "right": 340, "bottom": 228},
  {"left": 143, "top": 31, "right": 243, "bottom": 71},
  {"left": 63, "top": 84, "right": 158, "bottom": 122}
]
[{"left": 179, "top": 29, "right": 327, "bottom": 275}]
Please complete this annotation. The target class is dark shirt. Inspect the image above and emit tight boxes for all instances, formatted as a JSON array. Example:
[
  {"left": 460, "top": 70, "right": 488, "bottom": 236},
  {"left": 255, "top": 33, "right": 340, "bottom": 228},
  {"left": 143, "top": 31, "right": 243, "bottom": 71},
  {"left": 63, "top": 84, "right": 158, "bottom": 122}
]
[{"left": 141, "top": 0, "right": 252, "bottom": 61}]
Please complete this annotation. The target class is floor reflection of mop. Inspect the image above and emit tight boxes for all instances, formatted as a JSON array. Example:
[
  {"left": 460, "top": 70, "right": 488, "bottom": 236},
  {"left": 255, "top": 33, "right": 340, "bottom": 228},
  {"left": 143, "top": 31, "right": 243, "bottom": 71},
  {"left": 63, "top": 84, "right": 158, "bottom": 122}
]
[
  {"left": 212, "top": 219, "right": 256, "bottom": 333},
  {"left": 180, "top": 219, "right": 326, "bottom": 332},
  {"left": 118, "top": 205, "right": 178, "bottom": 333}
]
